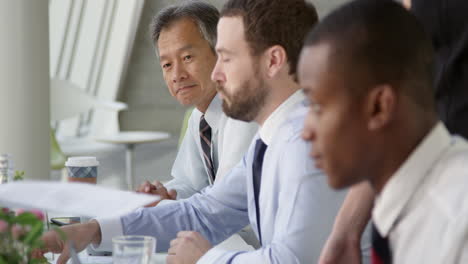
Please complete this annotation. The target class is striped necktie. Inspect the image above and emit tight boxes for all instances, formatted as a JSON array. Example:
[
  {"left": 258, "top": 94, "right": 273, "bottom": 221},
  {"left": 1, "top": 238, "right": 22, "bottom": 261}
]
[
  {"left": 200, "top": 115, "right": 215, "bottom": 183},
  {"left": 371, "top": 223, "right": 392, "bottom": 264}
]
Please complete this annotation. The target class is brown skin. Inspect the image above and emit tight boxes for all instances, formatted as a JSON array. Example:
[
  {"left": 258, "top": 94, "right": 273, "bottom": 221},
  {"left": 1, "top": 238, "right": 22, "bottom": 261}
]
[
  {"left": 299, "top": 43, "right": 435, "bottom": 193},
  {"left": 300, "top": 42, "right": 437, "bottom": 262},
  {"left": 313, "top": 3, "right": 419, "bottom": 264},
  {"left": 300, "top": 44, "right": 384, "bottom": 190}
]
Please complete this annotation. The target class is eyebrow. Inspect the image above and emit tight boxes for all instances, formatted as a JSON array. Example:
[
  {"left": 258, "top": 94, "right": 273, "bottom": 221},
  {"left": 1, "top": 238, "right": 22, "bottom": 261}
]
[
  {"left": 215, "top": 47, "right": 235, "bottom": 55},
  {"left": 159, "top": 44, "right": 195, "bottom": 61}
]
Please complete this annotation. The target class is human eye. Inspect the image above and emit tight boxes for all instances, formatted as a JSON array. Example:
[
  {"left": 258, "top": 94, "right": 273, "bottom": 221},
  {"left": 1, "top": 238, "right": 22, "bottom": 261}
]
[
  {"left": 183, "top": 55, "right": 193, "bottom": 61},
  {"left": 162, "top": 63, "right": 171, "bottom": 70}
]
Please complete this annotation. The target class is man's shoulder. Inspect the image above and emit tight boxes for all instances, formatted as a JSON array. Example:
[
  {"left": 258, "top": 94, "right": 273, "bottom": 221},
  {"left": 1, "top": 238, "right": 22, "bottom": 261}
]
[
  {"left": 428, "top": 137, "right": 468, "bottom": 217},
  {"left": 275, "top": 101, "right": 308, "bottom": 143}
]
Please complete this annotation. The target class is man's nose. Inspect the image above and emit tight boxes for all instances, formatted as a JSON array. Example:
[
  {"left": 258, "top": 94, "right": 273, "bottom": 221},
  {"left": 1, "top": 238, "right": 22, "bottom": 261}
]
[
  {"left": 172, "top": 63, "right": 188, "bottom": 83},
  {"left": 211, "top": 59, "right": 225, "bottom": 83}
]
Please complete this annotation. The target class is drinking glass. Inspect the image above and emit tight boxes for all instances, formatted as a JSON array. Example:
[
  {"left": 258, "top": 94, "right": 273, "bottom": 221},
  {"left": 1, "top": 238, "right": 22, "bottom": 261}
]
[{"left": 112, "top": 235, "right": 156, "bottom": 264}]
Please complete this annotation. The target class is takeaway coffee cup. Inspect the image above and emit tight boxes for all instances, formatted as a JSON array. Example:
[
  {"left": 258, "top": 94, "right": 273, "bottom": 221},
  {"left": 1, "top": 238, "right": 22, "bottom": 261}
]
[{"left": 65, "top": 157, "right": 99, "bottom": 184}]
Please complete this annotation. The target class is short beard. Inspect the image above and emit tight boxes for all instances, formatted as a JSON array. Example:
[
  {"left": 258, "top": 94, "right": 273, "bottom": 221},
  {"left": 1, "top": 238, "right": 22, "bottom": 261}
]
[{"left": 219, "top": 77, "right": 268, "bottom": 122}]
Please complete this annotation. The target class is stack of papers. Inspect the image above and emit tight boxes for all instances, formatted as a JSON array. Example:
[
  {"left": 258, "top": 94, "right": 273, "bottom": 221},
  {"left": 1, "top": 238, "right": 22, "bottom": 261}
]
[{"left": 0, "top": 181, "right": 160, "bottom": 217}]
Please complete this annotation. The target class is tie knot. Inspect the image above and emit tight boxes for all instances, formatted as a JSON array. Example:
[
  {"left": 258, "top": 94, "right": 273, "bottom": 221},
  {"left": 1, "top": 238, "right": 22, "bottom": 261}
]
[
  {"left": 200, "top": 115, "right": 210, "bottom": 132},
  {"left": 254, "top": 139, "right": 267, "bottom": 160}
]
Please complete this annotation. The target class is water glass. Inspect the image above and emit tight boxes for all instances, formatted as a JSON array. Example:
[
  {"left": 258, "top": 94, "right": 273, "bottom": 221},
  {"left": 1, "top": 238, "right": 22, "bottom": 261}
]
[{"left": 112, "top": 235, "right": 156, "bottom": 264}]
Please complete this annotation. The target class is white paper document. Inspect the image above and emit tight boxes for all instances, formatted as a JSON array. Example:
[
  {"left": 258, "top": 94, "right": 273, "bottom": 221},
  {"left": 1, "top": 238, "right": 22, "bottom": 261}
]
[{"left": 0, "top": 181, "right": 160, "bottom": 217}]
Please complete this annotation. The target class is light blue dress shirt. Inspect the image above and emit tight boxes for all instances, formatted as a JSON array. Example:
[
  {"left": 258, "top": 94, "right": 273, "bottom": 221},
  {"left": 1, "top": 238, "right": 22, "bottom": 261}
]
[{"left": 96, "top": 91, "right": 369, "bottom": 263}]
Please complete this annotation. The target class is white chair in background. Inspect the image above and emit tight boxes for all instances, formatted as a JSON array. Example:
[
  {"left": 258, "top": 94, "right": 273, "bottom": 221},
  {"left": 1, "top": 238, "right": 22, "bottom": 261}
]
[{"left": 51, "top": 78, "right": 170, "bottom": 190}]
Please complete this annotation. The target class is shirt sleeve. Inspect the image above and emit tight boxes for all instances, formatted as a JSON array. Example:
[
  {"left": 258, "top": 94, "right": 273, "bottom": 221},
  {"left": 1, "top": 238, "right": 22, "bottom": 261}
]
[
  {"left": 119, "top": 154, "right": 251, "bottom": 252},
  {"left": 92, "top": 215, "right": 124, "bottom": 251},
  {"left": 164, "top": 112, "right": 210, "bottom": 199}
]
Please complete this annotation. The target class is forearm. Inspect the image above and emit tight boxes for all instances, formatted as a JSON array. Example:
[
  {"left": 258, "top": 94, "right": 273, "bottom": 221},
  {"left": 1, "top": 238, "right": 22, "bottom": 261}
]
[
  {"left": 122, "top": 193, "right": 248, "bottom": 252},
  {"left": 88, "top": 220, "right": 102, "bottom": 246},
  {"left": 332, "top": 181, "right": 374, "bottom": 241}
]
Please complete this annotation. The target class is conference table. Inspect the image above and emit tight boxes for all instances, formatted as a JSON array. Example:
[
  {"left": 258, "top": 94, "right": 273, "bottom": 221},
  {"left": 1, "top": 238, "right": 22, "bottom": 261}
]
[{"left": 46, "top": 233, "right": 253, "bottom": 264}]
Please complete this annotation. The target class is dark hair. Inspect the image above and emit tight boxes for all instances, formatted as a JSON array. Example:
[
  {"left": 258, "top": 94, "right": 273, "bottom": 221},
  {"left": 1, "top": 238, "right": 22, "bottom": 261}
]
[
  {"left": 221, "top": 0, "right": 318, "bottom": 76},
  {"left": 304, "top": 0, "right": 435, "bottom": 111},
  {"left": 412, "top": 0, "right": 468, "bottom": 137},
  {"left": 150, "top": 1, "right": 219, "bottom": 51}
]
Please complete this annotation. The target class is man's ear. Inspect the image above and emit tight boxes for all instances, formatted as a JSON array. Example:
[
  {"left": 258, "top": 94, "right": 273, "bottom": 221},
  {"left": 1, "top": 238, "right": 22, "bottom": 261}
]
[
  {"left": 365, "top": 84, "right": 397, "bottom": 131},
  {"left": 263, "top": 45, "right": 287, "bottom": 78}
]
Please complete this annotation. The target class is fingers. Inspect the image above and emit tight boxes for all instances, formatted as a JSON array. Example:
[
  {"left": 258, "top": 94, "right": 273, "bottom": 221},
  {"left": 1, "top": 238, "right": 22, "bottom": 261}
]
[
  {"left": 152, "top": 180, "right": 164, "bottom": 189},
  {"left": 177, "top": 230, "right": 198, "bottom": 238},
  {"left": 168, "top": 244, "right": 178, "bottom": 255},
  {"left": 56, "top": 247, "right": 70, "bottom": 264},
  {"left": 170, "top": 238, "right": 179, "bottom": 247},
  {"left": 168, "top": 189, "right": 177, "bottom": 200},
  {"left": 136, "top": 180, "right": 155, "bottom": 193},
  {"left": 41, "top": 229, "right": 65, "bottom": 253},
  {"left": 168, "top": 237, "right": 182, "bottom": 255}
]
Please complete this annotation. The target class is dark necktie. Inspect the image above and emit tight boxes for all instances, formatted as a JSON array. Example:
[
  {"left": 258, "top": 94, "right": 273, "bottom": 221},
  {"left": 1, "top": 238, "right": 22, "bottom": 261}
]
[
  {"left": 252, "top": 139, "right": 267, "bottom": 244},
  {"left": 200, "top": 115, "right": 215, "bottom": 183},
  {"left": 371, "top": 223, "right": 392, "bottom": 264}
]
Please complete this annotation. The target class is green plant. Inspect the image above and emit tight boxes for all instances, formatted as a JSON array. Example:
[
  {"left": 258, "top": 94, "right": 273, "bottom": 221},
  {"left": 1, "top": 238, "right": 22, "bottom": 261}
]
[
  {"left": 0, "top": 208, "right": 49, "bottom": 264},
  {"left": 13, "top": 171, "right": 25, "bottom": 181},
  {"left": 0, "top": 173, "right": 64, "bottom": 264}
]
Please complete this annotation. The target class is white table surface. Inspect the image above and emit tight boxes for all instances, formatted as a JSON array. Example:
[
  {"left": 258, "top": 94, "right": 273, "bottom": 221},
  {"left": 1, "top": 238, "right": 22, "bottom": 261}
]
[
  {"left": 46, "top": 252, "right": 166, "bottom": 264},
  {"left": 46, "top": 234, "right": 253, "bottom": 264},
  {"left": 94, "top": 131, "right": 170, "bottom": 144}
]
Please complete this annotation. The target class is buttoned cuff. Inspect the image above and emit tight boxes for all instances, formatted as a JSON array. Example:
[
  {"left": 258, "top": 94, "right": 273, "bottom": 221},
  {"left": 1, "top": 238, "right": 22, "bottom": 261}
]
[
  {"left": 157, "top": 199, "right": 177, "bottom": 206},
  {"left": 197, "top": 247, "right": 228, "bottom": 264},
  {"left": 92, "top": 215, "right": 123, "bottom": 251}
]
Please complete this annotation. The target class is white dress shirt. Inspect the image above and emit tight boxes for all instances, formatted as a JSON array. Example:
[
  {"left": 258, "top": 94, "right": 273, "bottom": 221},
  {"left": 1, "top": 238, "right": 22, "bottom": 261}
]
[
  {"left": 95, "top": 91, "right": 368, "bottom": 263},
  {"left": 373, "top": 122, "right": 468, "bottom": 264},
  {"left": 164, "top": 95, "right": 258, "bottom": 199}
]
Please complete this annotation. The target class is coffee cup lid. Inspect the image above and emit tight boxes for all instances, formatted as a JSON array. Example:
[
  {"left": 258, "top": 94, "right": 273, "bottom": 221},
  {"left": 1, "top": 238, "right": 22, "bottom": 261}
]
[{"left": 65, "top": 156, "right": 99, "bottom": 167}]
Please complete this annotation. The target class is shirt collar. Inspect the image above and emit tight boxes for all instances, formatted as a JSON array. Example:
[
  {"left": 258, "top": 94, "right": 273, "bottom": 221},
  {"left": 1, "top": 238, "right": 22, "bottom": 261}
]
[
  {"left": 203, "top": 94, "right": 223, "bottom": 133},
  {"left": 259, "top": 90, "right": 305, "bottom": 145},
  {"left": 373, "top": 122, "right": 452, "bottom": 236}
]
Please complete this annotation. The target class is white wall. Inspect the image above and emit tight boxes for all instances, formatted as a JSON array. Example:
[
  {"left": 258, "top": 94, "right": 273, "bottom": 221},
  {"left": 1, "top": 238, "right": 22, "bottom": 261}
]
[{"left": 0, "top": 0, "right": 50, "bottom": 180}]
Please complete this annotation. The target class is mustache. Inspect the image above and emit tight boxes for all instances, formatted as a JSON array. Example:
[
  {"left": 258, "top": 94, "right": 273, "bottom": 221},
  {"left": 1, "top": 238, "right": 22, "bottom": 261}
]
[{"left": 215, "top": 83, "right": 225, "bottom": 93}]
